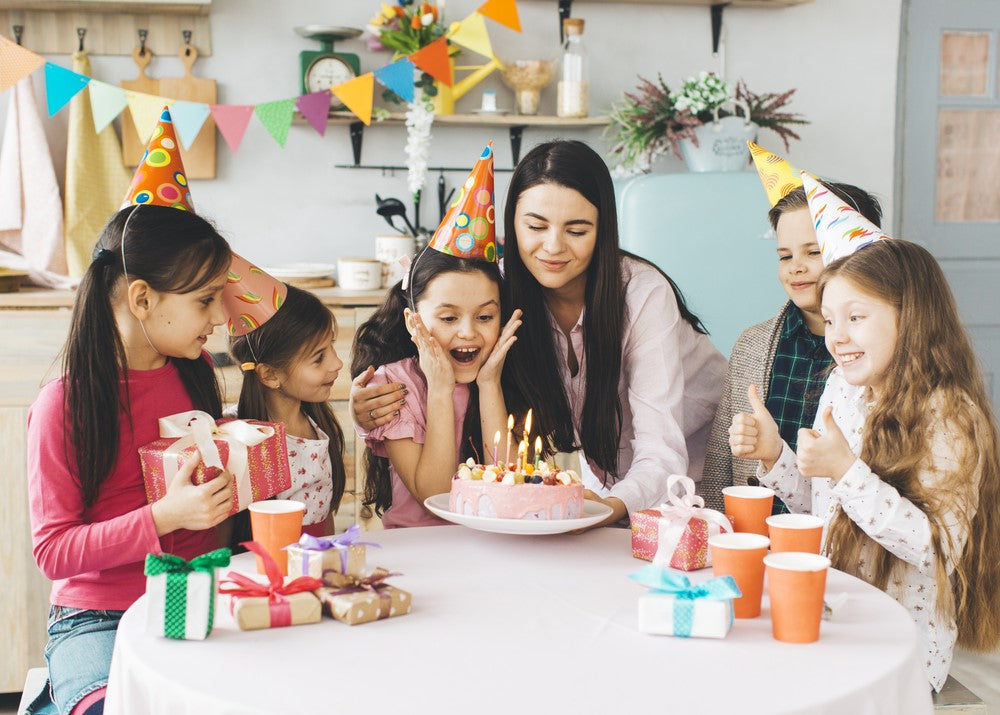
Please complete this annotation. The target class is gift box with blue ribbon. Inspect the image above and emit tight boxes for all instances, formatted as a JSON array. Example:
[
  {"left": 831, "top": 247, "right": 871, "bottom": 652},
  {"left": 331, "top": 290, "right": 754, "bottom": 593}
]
[{"left": 630, "top": 565, "right": 740, "bottom": 638}]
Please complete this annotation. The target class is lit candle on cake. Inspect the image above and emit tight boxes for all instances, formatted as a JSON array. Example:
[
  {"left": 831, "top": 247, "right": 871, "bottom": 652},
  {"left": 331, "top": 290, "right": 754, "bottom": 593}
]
[
  {"left": 518, "top": 440, "right": 528, "bottom": 474},
  {"left": 504, "top": 414, "right": 514, "bottom": 468},
  {"left": 523, "top": 408, "right": 533, "bottom": 446},
  {"left": 493, "top": 430, "right": 501, "bottom": 467},
  {"left": 534, "top": 436, "right": 543, "bottom": 469}
]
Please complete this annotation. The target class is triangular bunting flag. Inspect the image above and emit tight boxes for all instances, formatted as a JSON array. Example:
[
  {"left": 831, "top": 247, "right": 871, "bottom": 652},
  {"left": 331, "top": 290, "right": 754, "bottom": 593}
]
[
  {"left": 126, "top": 90, "right": 171, "bottom": 143},
  {"left": 296, "top": 91, "right": 332, "bottom": 136},
  {"left": 0, "top": 36, "right": 45, "bottom": 92},
  {"left": 170, "top": 100, "right": 212, "bottom": 149},
  {"left": 449, "top": 13, "right": 494, "bottom": 59},
  {"left": 43, "top": 63, "right": 90, "bottom": 116},
  {"left": 88, "top": 80, "right": 128, "bottom": 133},
  {"left": 332, "top": 73, "right": 374, "bottom": 126},
  {"left": 254, "top": 98, "right": 296, "bottom": 147},
  {"left": 410, "top": 37, "right": 452, "bottom": 87},
  {"left": 211, "top": 104, "right": 254, "bottom": 153},
  {"left": 374, "top": 58, "right": 416, "bottom": 103},
  {"left": 477, "top": 0, "right": 522, "bottom": 32}
]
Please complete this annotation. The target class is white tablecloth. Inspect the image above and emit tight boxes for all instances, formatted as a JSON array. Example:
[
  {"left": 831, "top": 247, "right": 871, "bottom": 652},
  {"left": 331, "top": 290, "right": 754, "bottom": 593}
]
[{"left": 105, "top": 526, "right": 932, "bottom": 715}]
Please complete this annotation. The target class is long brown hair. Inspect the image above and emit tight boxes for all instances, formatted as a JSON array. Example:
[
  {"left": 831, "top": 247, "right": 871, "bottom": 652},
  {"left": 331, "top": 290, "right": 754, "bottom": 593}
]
[
  {"left": 65, "top": 205, "right": 232, "bottom": 507},
  {"left": 819, "top": 239, "right": 1000, "bottom": 650},
  {"left": 229, "top": 285, "right": 348, "bottom": 512}
]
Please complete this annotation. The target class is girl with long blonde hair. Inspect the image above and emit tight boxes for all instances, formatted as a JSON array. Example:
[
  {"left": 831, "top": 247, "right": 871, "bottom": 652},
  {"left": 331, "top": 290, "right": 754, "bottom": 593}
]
[{"left": 729, "top": 239, "right": 1000, "bottom": 691}]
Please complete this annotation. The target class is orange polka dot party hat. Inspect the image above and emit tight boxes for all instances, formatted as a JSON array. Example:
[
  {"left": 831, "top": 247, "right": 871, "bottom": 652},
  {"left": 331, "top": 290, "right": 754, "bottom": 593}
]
[
  {"left": 120, "top": 107, "right": 194, "bottom": 212},
  {"left": 427, "top": 142, "right": 497, "bottom": 262}
]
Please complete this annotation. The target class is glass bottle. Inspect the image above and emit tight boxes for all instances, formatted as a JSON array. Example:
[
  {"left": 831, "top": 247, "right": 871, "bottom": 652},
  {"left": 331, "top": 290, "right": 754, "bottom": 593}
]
[{"left": 557, "top": 18, "right": 588, "bottom": 118}]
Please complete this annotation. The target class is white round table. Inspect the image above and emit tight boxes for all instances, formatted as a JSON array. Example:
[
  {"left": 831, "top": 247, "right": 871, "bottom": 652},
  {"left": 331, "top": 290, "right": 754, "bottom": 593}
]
[{"left": 105, "top": 526, "right": 933, "bottom": 715}]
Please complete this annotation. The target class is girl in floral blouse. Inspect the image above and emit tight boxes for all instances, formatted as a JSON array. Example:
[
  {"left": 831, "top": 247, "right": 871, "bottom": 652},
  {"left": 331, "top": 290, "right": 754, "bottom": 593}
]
[
  {"left": 229, "top": 285, "right": 347, "bottom": 538},
  {"left": 729, "top": 239, "right": 1000, "bottom": 691}
]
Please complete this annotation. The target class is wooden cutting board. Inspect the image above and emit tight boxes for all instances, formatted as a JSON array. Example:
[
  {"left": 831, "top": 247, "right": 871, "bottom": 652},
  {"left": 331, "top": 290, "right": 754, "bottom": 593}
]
[
  {"left": 120, "top": 46, "right": 158, "bottom": 168},
  {"left": 158, "top": 43, "right": 217, "bottom": 179}
]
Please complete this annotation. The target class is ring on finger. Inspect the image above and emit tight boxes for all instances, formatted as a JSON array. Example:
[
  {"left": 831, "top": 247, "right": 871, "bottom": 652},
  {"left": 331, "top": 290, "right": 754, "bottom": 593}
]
[{"left": 369, "top": 409, "right": 376, "bottom": 421}]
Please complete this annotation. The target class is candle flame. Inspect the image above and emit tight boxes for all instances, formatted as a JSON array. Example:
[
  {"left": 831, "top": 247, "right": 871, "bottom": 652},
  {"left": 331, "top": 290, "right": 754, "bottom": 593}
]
[
  {"left": 524, "top": 408, "right": 533, "bottom": 437},
  {"left": 507, "top": 414, "right": 514, "bottom": 429},
  {"left": 534, "top": 436, "right": 542, "bottom": 452},
  {"left": 493, "top": 430, "right": 501, "bottom": 445}
]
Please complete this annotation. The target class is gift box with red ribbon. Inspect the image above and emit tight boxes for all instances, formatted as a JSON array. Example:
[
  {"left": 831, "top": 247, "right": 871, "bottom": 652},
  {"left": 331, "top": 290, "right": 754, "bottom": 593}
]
[
  {"left": 630, "top": 475, "right": 734, "bottom": 571},
  {"left": 218, "top": 541, "right": 322, "bottom": 630},
  {"left": 317, "top": 568, "right": 411, "bottom": 625},
  {"left": 138, "top": 410, "right": 292, "bottom": 515}
]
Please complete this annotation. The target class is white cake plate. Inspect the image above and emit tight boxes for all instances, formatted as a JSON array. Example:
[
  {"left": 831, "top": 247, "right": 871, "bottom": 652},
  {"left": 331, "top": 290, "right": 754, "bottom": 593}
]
[{"left": 423, "top": 493, "right": 613, "bottom": 535}]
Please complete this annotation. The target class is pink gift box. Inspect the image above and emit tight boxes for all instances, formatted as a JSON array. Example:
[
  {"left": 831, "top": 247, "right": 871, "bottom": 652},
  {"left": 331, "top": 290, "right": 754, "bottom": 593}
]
[{"left": 139, "top": 411, "right": 291, "bottom": 515}]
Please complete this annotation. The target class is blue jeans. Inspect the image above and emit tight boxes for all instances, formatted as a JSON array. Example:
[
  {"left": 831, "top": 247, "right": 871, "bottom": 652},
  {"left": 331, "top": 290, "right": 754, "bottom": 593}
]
[{"left": 25, "top": 606, "right": 124, "bottom": 715}]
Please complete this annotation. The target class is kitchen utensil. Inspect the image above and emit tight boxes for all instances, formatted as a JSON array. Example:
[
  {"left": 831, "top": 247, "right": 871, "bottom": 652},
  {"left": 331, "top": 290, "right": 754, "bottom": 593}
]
[
  {"left": 121, "top": 42, "right": 159, "bottom": 166},
  {"left": 375, "top": 194, "right": 417, "bottom": 237}
]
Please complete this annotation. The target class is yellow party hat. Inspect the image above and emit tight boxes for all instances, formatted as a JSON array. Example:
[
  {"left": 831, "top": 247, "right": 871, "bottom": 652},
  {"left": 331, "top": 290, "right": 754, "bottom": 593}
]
[{"left": 748, "top": 141, "right": 802, "bottom": 208}]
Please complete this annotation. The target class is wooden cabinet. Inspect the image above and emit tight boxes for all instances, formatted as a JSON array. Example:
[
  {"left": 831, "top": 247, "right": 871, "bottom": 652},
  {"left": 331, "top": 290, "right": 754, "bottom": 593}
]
[{"left": 0, "top": 285, "right": 383, "bottom": 693}]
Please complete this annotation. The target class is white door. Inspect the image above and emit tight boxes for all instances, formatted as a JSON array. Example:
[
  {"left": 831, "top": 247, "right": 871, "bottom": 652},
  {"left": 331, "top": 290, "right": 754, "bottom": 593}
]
[{"left": 899, "top": 0, "right": 1000, "bottom": 413}]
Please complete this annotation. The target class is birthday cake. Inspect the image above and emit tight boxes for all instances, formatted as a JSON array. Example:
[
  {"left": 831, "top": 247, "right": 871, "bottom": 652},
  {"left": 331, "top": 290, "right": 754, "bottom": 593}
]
[{"left": 448, "top": 459, "right": 585, "bottom": 520}]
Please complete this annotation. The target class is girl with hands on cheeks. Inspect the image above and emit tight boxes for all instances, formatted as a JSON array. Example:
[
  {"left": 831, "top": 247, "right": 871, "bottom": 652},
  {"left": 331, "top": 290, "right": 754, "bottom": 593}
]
[
  {"left": 350, "top": 246, "right": 522, "bottom": 528},
  {"left": 729, "top": 238, "right": 1000, "bottom": 692}
]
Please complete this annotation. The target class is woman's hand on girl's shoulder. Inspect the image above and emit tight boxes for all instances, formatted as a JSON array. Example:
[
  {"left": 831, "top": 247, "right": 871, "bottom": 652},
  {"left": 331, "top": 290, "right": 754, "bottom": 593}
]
[
  {"left": 150, "top": 450, "right": 233, "bottom": 536},
  {"left": 410, "top": 314, "right": 455, "bottom": 394},
  {"left": 351, "top": 366, "right": 407, "bottom": 431},
  {"left": 477, "top": 309, "right": 522, "bottom": 389}
]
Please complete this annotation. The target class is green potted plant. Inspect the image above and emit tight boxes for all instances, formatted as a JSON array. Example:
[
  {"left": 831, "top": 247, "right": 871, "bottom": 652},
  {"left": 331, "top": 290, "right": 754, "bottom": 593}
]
[{"left": 608, "top": 71, "right": 808, "bottom": 174}]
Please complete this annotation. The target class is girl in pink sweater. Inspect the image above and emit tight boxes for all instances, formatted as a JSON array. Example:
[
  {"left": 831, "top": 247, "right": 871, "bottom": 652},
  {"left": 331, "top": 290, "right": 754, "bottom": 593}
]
[{"left": 26, "top": 205, "right": 234, "bottom": 715}]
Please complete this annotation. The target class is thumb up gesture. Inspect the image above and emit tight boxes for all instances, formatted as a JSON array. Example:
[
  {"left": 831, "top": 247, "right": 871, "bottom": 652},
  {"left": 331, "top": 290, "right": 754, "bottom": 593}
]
[
  {"left": 796, "top": 406, "right": 857, "bottom": 482},
  {"left": 729, "top": 385, "right": 783, "bottom": 469}
]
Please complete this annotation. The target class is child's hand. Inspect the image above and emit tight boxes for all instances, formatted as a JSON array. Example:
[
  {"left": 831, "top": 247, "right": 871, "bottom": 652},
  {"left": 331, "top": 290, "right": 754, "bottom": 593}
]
[
  {"left": 796, "top": 407, "right": 857, "bottom": 482},
  {"left": 729, "top": 385, "right": 783, "bottom": 469},
  {"left": 410, "top": 313, "right": 455, "bottom": 394},
  {"left": 351, "top": 366, "right": 406, "bottom": 431},
  {"left": 477, "top": 309, "right": 522, "bottom": 388},
  {"left": 151, "top": 451, "right": 233, "bottom": 536}
]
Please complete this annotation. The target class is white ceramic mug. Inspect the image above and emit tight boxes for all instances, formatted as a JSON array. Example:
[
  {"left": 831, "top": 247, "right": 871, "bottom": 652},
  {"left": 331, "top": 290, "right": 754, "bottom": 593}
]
[
  {"left": 337, "top": 258, "right": 383, "bottom": 291},
  {"left": 374, "top": 235, "right": 416, "bottom": 288}
]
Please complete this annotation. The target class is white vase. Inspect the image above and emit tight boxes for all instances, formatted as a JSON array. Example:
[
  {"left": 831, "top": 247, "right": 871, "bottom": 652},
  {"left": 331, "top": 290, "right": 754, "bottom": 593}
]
[{"left": 678, "top": 98, "right": 758, "bottom": 173}]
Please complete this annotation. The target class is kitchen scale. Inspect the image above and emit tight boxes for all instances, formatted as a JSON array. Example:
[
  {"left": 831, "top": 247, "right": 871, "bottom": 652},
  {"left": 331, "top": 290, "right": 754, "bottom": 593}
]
[{"left": 294, "top": 25, "right": 363, "bottom": 109}]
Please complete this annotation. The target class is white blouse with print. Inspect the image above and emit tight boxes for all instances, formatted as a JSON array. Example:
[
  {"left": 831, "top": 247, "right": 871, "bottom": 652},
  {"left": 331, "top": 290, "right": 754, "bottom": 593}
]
[
  {"left": 276, "top": 417, "right": 333, "bottom": 528},
  {"left": 758, "top": 367, "right": 978, "bottom": 692}
]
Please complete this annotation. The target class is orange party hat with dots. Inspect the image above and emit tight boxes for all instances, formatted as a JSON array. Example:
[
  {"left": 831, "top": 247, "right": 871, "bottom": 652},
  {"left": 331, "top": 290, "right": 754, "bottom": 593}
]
[
  {"left": 801, "top": 172, "right": 892, "bottom": 265},
  {"left": 222, "top": 253, "right": 288, "bottom": 336},
  {"left": 748, "top": 141, "right": 803, "bottom": 208},
  {"left": 427, "top": 142, "right": 497, "bottom": 262},
  {"left": 121, "top": 107, "right": 195, "bottom": 212}
]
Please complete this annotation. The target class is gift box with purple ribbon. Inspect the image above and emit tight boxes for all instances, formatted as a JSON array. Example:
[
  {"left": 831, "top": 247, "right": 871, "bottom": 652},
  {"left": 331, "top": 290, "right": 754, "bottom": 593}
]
[
  {"left": 630, "top": 474, "right": 734, "bottom": 570},
  {"left": 630, "top": 565, "right": 740, "bottom": 639},
  {"left": 283, "top": 525, "right": 380, "bottom": 580}
]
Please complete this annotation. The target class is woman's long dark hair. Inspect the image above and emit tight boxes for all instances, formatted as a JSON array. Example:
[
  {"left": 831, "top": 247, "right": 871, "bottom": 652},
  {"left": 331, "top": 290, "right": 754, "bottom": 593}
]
[
  {"left": 351, "top": 248, "right": 503, "bottom": 515},
  {"left": 64, "top": 205, "right": 231, "bottom": 507},
  {"left": 501, "top": 139, "right": 705, "bottom": 481},
  {"left": 228, "top": 285, "right": 348, "bottom": 543}
]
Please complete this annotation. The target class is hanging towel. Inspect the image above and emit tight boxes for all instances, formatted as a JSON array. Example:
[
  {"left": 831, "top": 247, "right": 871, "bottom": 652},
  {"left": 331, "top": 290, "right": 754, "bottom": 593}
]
[
  {"left": 64, "top": 51, "right": 130, "bottom": 278},
  {"left": 0, "top": 75, "right": 73, "bottom": 288}
]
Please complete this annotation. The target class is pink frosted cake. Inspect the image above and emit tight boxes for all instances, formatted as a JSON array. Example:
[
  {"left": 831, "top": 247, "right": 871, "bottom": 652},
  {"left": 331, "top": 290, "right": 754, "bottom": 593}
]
[{"left": 448, "top": 459, "right": 585, "bottom": 520}]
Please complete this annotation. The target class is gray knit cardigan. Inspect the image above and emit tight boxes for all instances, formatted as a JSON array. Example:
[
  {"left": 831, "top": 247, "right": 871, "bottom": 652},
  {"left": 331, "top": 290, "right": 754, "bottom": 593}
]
[{"left": 698, "top": 301, "right": 794, "bottom": 511}]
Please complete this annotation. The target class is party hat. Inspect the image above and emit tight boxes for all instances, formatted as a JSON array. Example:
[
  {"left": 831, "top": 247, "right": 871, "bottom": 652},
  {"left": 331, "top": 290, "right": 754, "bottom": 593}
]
[
  {"left": 120, "top": 106, "right": 194, "bottom": 212},
  {"left": 802, "top": 172, "right": 891, "bottom": 265},
  {"left": 222, "top": 253, "right": 288, "bottom": 336},
  {"left": 748, "top": 141, "right": 802, "bottom": 208},
  {"left": 427, "top": 142, "right": 497, "bottom": 262}
]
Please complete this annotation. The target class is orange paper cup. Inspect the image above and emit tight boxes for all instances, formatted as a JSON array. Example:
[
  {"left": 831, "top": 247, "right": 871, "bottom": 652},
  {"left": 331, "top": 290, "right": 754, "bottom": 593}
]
[
  {"left": 248, "top": 500, "right": 304, "bottom": 575},
  {"left": 764, "top": 552, "right": 830, "bottom": 643},
  {"left": 766, "top": 513, "right": 824, "bottom": 554},
  {"left": 708, "top": 532, "right": 770, "bottom": 619},
  {"left": 722, "top": 485, "right": 775, "bottom": 535}
]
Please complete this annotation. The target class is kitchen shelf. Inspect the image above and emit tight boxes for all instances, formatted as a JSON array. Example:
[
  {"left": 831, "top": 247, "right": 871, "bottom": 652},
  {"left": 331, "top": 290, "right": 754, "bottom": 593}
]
[
  {"left": 0, "top": 1, "right": 210, "bottom": 13},
  {"left": 295, "top": 111, "right": 610, "bottom": 167}
]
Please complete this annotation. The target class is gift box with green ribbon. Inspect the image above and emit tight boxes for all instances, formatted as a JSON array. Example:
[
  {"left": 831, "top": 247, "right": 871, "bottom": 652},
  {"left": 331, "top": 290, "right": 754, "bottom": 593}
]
[
  {"left": 144, "top": 548, "right": 231, "bottom": 640},
  {"left": 630, "top": 564, "right": 740, "bottom": 638}
]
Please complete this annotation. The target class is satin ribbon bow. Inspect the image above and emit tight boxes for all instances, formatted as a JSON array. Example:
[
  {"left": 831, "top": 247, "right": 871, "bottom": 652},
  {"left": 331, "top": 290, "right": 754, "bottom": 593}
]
[
  {"left": 630, "top": 564, "right": 741, "bottom": 637},
  {"left": 288, "top": 525, "right": 382, "bottom": 576},
  {"left": 218, "top": 541, "right": 322, "bottom": 628},
  {"left": 652, "top": 474, "right": 734, "bottom": 568},
  {"left": 323, "top": 568, "right": 401, "bottom": 621},
  {"left": 157, "top": 410, "right": 276, "bottom": 512}
]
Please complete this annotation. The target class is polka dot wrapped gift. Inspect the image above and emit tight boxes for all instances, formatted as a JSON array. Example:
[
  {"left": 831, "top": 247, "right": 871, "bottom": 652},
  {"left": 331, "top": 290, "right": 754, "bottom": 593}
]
[
  {"left": 317, "top": 568, "right": 412, "bottom": 626},
  {"left": 144, "top": 548, "right": 231, "bottom": 640},
  {"left": 426, "top": 142, "right": 497, "bottom": 262},
  {"left": 120, "top": 107, "right": 194, "bottom": 212}
]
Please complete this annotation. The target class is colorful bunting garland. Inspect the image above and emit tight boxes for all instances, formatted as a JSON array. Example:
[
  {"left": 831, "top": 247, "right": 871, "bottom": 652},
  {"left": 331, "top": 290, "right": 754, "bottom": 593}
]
[{"left": 0, "top": 4, "right": 520, "bottom": 153}]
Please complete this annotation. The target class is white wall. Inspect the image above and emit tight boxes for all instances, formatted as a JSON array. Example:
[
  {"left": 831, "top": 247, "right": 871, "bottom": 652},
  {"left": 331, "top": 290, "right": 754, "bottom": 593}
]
[{"left": 0, "top": 0, "right": 902, "bottom": 265}]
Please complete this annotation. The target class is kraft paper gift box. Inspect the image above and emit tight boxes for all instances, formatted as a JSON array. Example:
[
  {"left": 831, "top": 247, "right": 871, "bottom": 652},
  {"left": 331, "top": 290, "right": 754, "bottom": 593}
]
[
  {"left": 630, "top": 565, "right": 740, "bottom": 639},
  {"left": 139, "top": 410, "right": 291, "bottom": 516},
  {"left": 219, "top": 541, "right": 323, "bottom": 630},
  {"left": 144, "top": 548, "right": 231, "bottom": 640},
  {"left": 318, "top": 569, "right": 411, "bottom": 625},
  {"left": 284, "top": 526, "right": 380, "bottom": 580},
  {"left": 630, "top": 474, "right": 734, "bottom": 570}
]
